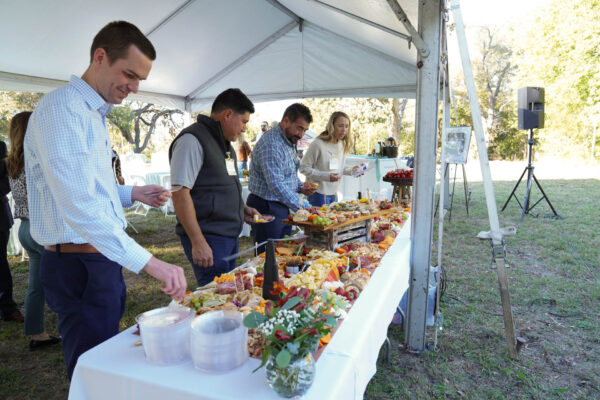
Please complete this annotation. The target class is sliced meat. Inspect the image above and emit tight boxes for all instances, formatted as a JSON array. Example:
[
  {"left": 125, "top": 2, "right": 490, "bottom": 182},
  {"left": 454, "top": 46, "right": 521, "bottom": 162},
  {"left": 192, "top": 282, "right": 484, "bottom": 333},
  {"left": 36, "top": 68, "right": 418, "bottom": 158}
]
[{"left": 216, "top": 281, "right": 237, "bottom": 294}]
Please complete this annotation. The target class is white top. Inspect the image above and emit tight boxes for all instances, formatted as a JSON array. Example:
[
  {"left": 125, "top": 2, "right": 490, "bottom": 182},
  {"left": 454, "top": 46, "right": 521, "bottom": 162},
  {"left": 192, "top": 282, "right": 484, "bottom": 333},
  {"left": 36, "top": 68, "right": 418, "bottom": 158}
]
[{"left": 300, "top": 138, "right": 345, "bottom": 195}]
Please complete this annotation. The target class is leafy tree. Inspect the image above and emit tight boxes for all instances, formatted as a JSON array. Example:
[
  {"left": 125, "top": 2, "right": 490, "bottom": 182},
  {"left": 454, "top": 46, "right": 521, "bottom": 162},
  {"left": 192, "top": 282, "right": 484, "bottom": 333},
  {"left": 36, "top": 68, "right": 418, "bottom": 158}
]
[
  {"left": 0, "top": 92, "right": 44, "bottom": 138},
  {"left": 107, "top": 102, "right": 184, "bottom": 153},
  {"left": 512, "top": 0, "right": 600, "bottom": 159},
  {"left": 449, "top": 26, "right": 527, "bottom": 160},
  {"left": 391, "top": 98, "right": 415, "bottom": 155}
]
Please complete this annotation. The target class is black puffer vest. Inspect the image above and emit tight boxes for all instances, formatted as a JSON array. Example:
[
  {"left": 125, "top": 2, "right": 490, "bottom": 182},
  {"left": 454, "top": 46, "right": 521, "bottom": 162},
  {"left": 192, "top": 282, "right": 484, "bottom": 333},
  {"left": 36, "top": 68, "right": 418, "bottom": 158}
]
[{"left": 169, "top": 115, "right": 243, "bottom": 237}]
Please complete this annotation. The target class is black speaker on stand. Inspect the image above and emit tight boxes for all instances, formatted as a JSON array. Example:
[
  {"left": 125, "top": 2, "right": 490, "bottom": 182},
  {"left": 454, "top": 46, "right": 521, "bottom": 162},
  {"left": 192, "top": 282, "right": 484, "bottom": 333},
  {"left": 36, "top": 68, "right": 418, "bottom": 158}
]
[{"left": 501, "top": 87, "right": 561, "bottom": 221}]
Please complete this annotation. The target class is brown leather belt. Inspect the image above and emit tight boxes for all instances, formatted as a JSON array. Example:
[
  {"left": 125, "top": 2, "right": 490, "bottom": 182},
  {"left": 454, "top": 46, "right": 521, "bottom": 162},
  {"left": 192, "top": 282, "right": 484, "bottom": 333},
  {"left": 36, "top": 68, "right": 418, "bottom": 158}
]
[{"left": 44, "top": 243, "right": 100, "bottom": 254}]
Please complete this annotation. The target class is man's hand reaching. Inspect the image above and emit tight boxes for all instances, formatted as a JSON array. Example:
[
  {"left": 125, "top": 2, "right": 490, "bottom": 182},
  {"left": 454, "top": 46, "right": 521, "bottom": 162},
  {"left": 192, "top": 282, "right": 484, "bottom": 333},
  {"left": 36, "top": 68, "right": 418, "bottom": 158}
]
[
  {"left": 143, "top": 257, "right": 187, "bottom": 300},
  {"left": 132, "top": 185, "right": 171, "bottom": 208}
]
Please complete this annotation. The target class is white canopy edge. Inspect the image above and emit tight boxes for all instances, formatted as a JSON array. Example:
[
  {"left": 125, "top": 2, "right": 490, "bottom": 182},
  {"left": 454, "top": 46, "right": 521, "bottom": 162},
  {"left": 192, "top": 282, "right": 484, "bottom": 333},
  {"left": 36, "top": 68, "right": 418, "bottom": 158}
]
[{"left": 0, "top": 71, "right": 186, "bottom": 110}]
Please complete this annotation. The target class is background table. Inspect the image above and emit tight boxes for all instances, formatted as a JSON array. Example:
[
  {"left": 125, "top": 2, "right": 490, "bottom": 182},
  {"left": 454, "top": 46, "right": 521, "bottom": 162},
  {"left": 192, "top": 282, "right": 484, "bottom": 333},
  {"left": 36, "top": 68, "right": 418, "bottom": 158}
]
[
  {"left": 338, "top": 156, "right": 409, "bottom": 202},
  {"left": 69, "top": 217, "right": 411, "bottom": 400}
]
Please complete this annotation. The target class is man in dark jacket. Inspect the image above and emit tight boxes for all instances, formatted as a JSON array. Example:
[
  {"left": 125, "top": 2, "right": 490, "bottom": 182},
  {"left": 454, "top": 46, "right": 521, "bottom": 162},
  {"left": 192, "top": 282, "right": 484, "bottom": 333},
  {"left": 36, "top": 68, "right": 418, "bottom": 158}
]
[
  {"left": 169, "top": 89, "right": 263, "bottom": 286},
  {"left": 0, "top": 140, "right": 23, "bottom": 322}
]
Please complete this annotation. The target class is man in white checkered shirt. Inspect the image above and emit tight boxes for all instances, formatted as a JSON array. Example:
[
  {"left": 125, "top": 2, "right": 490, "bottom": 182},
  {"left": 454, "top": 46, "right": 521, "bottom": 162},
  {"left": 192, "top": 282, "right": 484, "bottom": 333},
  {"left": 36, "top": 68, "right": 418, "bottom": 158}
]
[{"left": 24, "top": 21, "right": 187, "bottom": 379}]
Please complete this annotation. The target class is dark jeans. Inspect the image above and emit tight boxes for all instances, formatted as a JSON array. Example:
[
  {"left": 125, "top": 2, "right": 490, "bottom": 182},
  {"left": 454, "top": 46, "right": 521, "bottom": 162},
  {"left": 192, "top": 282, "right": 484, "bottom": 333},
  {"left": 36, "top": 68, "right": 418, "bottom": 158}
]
[
  {"left": 307, "top": 192, "right": 338, "bottom": 207},
  {"left": 41, "top": 250, "right": 126, "bottom": 380},
  {"left": 0, "top": 229, "right": 17, "bottom": 317},
  {"left": 179, "top": 233, "right": 239, "bottom": 287},
  {"left": 19, "top": 219, "right": 47, "bottom": 335},
  {"left": 246, "top": 194, "right": 292, "bottom": 254}
]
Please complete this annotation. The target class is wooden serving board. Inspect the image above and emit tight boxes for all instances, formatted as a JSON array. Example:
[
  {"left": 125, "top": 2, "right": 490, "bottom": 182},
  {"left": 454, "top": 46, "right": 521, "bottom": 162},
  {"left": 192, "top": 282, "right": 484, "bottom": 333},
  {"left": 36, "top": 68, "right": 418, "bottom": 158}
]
[{"left": 283, "top": 208, "right": 398, "bottom": 231}]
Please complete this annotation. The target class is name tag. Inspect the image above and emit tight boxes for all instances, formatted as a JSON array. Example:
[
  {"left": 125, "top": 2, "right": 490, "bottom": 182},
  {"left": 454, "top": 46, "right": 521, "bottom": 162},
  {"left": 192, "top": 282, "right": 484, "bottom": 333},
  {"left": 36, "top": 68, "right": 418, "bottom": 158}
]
[
  {"left": 329, "top": 159, "right": 339, "bottom": 171},
  {"left": 226, "top": 159, "right": 237, "bottom": 176}
]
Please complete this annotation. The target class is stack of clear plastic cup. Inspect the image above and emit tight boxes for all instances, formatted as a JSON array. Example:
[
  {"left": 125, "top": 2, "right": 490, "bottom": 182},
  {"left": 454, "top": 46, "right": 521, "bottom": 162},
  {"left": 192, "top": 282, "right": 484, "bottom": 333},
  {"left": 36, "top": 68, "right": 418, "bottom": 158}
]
[
  {"left": 190, "top": 310, "right": 249, "bottom": 373},
  {"left": 136, "top": 307, "right": 194, "bottom": 365}
]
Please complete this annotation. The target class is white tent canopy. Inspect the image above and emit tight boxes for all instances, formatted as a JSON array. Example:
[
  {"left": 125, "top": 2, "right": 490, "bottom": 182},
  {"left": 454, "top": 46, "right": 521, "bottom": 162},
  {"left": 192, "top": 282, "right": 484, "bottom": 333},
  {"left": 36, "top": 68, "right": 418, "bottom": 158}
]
[
  {"left": 0, "top": 0, "right": 418, "bottom": 111},
  {"left": 0, "top": 0, "right": 445, "bottom": 354}
]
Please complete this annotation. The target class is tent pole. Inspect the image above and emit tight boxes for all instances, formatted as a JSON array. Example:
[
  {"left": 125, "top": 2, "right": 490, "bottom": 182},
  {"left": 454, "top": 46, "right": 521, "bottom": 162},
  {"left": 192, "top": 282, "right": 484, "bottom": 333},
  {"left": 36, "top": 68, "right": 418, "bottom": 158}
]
[
  {"left": 404, "top": 0, "right": 442, "bottom": 353},
  {"left": 434, "top": 14, "right": 451, "bottom": 349},
  {"left": 386, "top": 0, "right": 430, "bottom": 58},
  {"left": 145, "top": 0, "right": 195, "bottom": 37},
  {"left": 449, "top": 0, "right": 518, "bottom": 358}
]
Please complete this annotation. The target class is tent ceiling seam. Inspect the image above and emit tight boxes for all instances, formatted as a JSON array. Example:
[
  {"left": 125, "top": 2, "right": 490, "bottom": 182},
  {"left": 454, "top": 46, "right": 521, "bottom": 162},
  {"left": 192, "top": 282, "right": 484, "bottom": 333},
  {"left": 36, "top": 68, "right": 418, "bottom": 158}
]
[
  {"left": 190, "top": 85, "right": 417, "bottom": 105},
  {"left": 0, "top": 71, "right": 187, "bottom": 104},
  {"left": 145, "top": 0, "right": 196, "bottom": 37},
  {"left": 307, "top": 0, "right": 411, "bottom": 41},
  {"left": 264, "top": 0, "right": 302, "bottom": 23},
  {"left": 0, "top": 70, "right": 68, "bottom": 88},
  {"left": 308, "top": 22, "right": 416, "bottom": 71},
  {"left": 186, "top": 21, "right": 298, "bottom": 99}
]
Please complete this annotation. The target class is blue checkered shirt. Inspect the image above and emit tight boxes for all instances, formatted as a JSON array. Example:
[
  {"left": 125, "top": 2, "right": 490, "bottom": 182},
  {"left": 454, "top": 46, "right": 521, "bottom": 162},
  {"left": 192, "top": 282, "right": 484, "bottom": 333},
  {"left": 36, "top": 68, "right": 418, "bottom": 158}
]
[
  {"left": 249, "top": 126, "right": 302, "bottom": 211},
  {"left": 24, "top": 75, "right": 151, "bottom": 273}
]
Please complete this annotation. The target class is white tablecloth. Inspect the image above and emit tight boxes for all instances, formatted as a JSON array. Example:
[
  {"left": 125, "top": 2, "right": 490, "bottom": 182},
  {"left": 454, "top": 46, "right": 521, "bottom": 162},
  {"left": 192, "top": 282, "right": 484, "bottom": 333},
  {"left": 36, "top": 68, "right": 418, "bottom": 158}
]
[{"left": 69, "top": 217, "right": 412, "bottom": 400}]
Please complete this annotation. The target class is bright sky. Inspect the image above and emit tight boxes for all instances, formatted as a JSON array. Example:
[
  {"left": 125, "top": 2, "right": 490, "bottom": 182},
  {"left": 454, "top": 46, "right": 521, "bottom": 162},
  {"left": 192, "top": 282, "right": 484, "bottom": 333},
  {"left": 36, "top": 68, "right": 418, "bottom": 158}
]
[
  {"left": 459, "top": 0, "right": 547, "bottom": 27},
  {"left": 253, "top": 0, "right": 549, "bottom": 121}
]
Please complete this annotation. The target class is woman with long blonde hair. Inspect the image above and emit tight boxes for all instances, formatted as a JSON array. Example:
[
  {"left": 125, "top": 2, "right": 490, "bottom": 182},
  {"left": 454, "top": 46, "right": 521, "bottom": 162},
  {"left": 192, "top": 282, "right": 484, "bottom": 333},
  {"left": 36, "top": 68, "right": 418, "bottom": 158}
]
[
  {"left": 7, "top": 111, "right": 61, "bottom": 350},
  {"left": 300, "top": 111, "right": 353, "bottom": 206}
]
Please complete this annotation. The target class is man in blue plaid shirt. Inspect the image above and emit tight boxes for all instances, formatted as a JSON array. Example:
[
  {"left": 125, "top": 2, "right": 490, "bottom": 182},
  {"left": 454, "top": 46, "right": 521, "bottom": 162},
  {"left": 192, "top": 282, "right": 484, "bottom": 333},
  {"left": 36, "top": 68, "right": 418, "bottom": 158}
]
[{"left": 248, "top": 104, "right": 317, "bottom": 250}]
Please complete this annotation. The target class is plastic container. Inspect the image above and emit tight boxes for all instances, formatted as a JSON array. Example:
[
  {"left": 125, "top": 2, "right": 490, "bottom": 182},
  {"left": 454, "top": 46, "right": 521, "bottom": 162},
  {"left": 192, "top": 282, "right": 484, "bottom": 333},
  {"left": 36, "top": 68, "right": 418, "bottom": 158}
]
[
  {"left": 190, "top": 310, "right": 249, "bottom": 373},
  {"left": 136, "top": 306, "right": 194, "bottom": 366}
]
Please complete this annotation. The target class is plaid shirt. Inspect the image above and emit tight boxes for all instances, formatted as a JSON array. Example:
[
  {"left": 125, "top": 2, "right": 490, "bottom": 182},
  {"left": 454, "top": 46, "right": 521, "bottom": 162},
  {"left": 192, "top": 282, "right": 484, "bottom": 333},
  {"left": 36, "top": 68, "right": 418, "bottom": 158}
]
[
  {"left": 24, "top": 75, "right": 151, "bottom": 273},
  {"left": 249, "top": 125, "right": 302, "bottom": 211}
]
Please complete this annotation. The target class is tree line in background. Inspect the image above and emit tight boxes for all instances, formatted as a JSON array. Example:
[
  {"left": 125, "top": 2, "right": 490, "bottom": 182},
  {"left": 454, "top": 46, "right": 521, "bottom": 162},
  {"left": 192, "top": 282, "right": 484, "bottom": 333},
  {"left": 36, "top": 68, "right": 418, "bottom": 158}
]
[
  {"left": 0, "top": 0, "right": 597, "bottom": 161},
  {"left": 450, "top": 0, "right": 599, "bottom": 161}
]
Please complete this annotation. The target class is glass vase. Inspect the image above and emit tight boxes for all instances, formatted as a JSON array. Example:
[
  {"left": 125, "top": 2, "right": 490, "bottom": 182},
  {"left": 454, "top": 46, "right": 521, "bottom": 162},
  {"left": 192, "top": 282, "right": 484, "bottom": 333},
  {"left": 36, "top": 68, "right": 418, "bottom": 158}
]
[{"left": 265, "top": 352, "right": 315, "bottom": 398}]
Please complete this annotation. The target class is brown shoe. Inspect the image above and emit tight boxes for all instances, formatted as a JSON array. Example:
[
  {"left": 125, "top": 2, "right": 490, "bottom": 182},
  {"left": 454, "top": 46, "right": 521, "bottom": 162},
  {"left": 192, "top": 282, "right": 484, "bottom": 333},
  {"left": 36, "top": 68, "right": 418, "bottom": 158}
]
[{"left": 3, "top": 310, "right": 25, "bottom": 323}]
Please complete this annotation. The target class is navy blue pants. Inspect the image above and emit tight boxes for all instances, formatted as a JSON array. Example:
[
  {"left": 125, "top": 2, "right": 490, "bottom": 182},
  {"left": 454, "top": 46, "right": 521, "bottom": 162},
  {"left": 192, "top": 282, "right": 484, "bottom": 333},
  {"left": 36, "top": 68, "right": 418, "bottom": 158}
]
[
  {"left": 246, "top": 194, "right": 292, "bottom": 254},
  {"left": 40, "top": 251, "right": 126, "bottom": 380},
  {"left": 307, "top": 193, "right": 338, "bottom": 207},
  {"left": 179, "top": 233, "right": 239, "bottom": 287}
]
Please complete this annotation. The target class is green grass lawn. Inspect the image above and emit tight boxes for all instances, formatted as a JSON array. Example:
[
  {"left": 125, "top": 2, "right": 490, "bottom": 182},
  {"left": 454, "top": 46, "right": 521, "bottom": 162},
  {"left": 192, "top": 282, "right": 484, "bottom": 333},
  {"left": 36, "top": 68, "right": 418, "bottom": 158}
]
[{"left": 0, "top": 178, "right": 598, "bottom": 399}]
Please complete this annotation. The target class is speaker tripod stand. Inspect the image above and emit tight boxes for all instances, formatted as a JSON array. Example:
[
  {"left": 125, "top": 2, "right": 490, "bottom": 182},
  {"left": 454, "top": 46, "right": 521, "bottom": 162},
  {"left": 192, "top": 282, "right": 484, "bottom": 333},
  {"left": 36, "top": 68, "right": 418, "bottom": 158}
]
[{"left": 501, "top": 128, "right": 560, "bottom": 221}]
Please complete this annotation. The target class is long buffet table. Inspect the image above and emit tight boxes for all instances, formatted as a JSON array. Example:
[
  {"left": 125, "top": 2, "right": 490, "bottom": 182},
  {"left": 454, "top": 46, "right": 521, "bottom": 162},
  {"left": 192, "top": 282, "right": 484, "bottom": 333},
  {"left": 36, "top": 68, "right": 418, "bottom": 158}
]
[{"left": 68, "top": 216, "right": 411, "bottom": 400}]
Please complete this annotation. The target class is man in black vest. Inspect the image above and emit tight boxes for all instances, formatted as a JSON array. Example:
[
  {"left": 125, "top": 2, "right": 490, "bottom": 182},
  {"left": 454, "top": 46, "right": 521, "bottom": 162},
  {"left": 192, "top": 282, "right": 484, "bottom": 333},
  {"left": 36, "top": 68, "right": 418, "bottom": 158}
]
[{"left": 169, "top": 89, "right": 262, "bottom": 286}]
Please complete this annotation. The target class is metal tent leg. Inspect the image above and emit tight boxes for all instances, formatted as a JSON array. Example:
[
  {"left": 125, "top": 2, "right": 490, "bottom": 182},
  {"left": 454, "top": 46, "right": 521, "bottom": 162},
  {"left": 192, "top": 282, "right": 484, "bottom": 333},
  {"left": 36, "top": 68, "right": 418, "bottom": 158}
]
[{"left": 402, "top": 0, "right": 442, "bottom": 354}]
